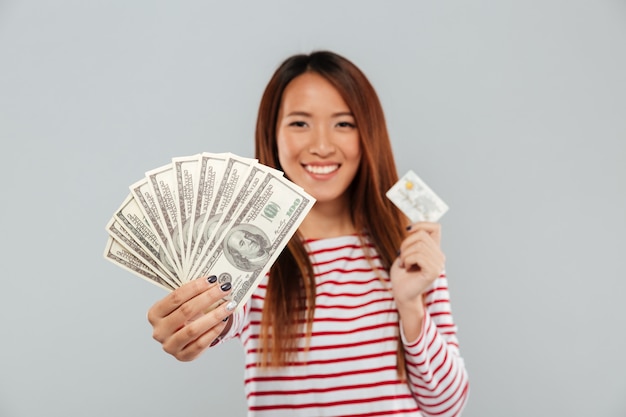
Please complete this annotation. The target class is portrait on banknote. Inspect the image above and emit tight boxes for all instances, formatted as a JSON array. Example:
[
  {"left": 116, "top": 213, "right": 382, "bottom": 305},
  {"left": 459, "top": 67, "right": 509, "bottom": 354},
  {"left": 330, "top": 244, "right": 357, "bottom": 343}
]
[{"left": 222, "top": 224, "right": 271, "bottom": 272}]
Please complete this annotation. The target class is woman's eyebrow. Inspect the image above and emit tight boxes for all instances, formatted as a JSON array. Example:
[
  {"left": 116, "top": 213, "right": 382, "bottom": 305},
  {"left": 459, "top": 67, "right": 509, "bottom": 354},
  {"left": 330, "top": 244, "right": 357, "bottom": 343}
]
[
  {"left": 285, "top": 111, "right": 311, "bottom": 117},
  {"left": 331, "top": 111, "right": 354, "bottom": 118},
  {"left": 285, "top": 111, "right": 354, "bottom": 117}
]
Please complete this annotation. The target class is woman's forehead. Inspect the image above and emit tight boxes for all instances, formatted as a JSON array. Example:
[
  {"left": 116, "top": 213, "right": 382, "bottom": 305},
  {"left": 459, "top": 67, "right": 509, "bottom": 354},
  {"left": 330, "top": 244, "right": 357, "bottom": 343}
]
[{"left": 280, "top": 73, "right": 350, "bottom": 114}]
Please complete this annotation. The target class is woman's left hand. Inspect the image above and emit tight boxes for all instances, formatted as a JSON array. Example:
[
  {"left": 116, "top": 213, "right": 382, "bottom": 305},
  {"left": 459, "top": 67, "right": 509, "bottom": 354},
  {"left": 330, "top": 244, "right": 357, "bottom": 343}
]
[{"left": 390, "top": 222, "right": 446, "bottom": 308}]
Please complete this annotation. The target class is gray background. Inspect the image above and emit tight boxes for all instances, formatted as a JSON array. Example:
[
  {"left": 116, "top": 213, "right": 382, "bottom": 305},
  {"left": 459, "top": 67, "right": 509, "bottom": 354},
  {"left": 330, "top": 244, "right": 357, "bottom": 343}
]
[{"left": 1, "top": 1, "right": 625, "bottom": 416}]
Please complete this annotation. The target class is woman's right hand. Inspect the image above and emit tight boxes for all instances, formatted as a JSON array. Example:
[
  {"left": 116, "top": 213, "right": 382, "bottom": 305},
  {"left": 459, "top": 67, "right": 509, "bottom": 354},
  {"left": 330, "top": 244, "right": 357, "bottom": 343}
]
[{"left": 147, "top": 275, "right": 234, "bottom": 362}]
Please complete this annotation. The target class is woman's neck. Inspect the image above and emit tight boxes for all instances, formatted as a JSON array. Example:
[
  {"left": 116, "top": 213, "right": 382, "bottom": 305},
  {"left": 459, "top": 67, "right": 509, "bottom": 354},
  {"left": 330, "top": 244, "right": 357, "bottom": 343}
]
[{"left": 298, "top": 199, "right": 357, "bottom": 240}]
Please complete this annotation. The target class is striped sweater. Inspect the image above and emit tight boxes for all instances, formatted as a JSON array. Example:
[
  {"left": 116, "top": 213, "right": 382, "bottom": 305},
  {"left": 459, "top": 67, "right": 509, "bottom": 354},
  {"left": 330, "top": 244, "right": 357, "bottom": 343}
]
[{"left": 221, "top": 235, "right": 469, "bottom": 416}]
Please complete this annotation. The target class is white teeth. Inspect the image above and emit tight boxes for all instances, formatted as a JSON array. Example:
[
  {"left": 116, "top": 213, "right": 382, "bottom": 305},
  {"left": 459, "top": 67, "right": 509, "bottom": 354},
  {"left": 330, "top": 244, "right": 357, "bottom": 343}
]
[{"left": 305, "top": 165, "right": 339, "bottom": 175}]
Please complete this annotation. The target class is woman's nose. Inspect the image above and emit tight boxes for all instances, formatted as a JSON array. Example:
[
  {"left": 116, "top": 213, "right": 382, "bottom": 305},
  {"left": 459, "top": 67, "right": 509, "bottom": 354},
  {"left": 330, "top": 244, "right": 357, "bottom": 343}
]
[{"left": 308, "top": 127, "right": 335, "bottom": 156}]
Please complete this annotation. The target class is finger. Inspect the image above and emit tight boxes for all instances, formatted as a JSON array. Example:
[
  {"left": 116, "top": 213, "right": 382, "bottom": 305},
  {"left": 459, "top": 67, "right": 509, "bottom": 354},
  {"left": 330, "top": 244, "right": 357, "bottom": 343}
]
[
  {"left": 170, "top": 280, "right": 233, "bottom": 327},
  {"left": 148, "top": 275, "right": 217, "bottom": 323},
  {"left": 399, "top": 232, "right": 444, "bottom": 266},
  {"left": 406, "top": 222, "right": 441, "bottom": 245},
  {"left": 165, "top": 300, "right": 234, "bottom": 361},
  {"left": 149, "top": 276, "right": 228, "bottom": 344},
  {"left": 402, "top": 250, "right": 445, "bottom": 275},
  {"left": 175, "top": 320, "right": 227, "bottom": 362},
  {"left": 155, "top": 281, "right": 232, "bottom": 343},
  {"left": 400, "top": 243, "right": 445, "bottom": 274},
  {"left": 400, "top": 229, "right": 438, "bottom": 254}
]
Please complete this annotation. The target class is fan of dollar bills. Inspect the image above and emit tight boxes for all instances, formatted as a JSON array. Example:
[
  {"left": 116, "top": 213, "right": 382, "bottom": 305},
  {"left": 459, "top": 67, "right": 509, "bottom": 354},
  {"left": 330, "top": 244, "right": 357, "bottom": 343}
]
[{"left": 104, "top": 152, "right": 315, "bottom": 312}]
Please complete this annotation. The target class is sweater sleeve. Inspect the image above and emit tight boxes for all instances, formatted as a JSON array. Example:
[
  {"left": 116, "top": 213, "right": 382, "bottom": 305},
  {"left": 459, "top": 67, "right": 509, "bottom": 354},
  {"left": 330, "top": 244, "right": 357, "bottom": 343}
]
[{"left": 399, "top": 272, "right": 470, "bottom": 417}]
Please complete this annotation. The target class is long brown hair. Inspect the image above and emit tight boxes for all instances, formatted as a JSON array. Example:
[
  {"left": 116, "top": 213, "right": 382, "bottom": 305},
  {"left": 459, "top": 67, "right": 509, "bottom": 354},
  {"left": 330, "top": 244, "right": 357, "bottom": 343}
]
[{"left": 254, "top": 51, "right": 408, "bottom": 373}]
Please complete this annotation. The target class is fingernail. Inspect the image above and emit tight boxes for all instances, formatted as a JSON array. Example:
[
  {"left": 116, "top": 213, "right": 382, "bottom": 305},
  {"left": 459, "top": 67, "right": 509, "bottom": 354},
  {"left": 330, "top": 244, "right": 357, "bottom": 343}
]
[
  {"left": 207, "top": 275, "right": 217, "bottom": 284},
  {"left": 225, "top": 301, "right": 236, "bottom": 311},
  {"left": 210, "top": 337, "right": 220, "bottom": 347},
  {"left": 220, "top": 282, "right": 231, "bottom": 292}
]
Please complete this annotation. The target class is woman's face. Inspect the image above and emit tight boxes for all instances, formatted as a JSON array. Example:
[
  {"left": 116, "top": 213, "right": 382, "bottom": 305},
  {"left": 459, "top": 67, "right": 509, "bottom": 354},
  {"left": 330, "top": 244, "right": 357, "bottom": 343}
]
[{"left": 276, "top": 72, "right": 361, "bottom": 207}]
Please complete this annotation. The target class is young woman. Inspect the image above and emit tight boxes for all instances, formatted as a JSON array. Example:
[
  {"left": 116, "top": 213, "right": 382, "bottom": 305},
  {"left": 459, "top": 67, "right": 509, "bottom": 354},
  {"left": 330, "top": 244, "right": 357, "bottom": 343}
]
[{"left": 148, "top": 51, "right": 469, "bottom": 416}]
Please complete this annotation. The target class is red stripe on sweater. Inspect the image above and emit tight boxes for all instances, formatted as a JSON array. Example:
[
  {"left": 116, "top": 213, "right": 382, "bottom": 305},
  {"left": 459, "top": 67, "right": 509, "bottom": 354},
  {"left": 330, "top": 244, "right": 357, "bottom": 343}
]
[
  {"left": 248, "top": 379, "right": 406, "bottom": 396},
  {"left": 248, "top": 394, "right": 415, "bottom": 411},
  {"left": 245, "top": 349, "right": 398, "bottom": 369},
  {"left": 245, "top": 365, "right": 399, "bottom": 384},
  {"left": 245, "top": 336, "right": 398, "bottom": 354}
]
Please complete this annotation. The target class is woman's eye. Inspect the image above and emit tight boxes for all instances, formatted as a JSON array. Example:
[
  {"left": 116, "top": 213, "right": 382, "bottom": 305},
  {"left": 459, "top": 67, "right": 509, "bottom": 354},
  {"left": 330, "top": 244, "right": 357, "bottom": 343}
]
[
  {"left": 336, "top": 121, "right": 356, "bottom": 128},
  {"left": 289, "top": 121, "right": 307, "bottom": 127}
]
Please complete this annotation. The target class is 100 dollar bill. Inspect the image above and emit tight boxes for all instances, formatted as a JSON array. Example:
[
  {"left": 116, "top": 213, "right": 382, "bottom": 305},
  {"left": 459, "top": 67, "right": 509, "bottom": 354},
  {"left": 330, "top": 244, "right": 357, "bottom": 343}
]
[
  {"left": 108, "top": 194, "right": 181, "bottom": 285},
  {"left": 194, "top": 171, "right": 315, "bottom": 312},
  {"left": 186, "top": 154, "right": 257, "bottom": 281},
  {"left": 104, "top": 236, "right": 176, "bottom": 291}
]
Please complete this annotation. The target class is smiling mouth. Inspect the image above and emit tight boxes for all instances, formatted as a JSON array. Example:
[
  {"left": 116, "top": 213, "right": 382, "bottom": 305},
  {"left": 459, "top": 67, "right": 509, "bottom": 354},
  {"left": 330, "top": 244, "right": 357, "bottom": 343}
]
[{"left": 304, "top": 164, "right": 340, "bottom": 175}]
